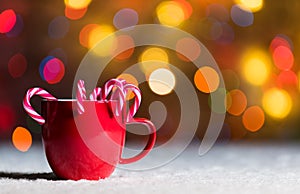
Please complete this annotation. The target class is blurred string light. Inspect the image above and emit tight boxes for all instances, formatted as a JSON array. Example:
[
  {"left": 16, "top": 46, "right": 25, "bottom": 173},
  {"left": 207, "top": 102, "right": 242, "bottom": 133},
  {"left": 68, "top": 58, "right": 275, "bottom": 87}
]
[
  {"left": 226, "top": 89, "right": 247, "bottom": 116},
  {"left": 269, "top": 34, "right": 293, "bottom": 53},
  {"left": 139, "top": 47, "right": 169, "bottom": 78},
  {"left": 8, "top": 53, "right": 27, "bottom": 78},
  {"left": 12, "top": 126, "right": 32, "bottom": 152},
  {"left": 241, "top": 48, "right": 271, "bottom": 86},
  {"left": 64, "top": 0, "right": 92, "bottom": 9},
  {"left": 194, "top": 66, "right": 220, "bottom": 93},
  {"left": 234, "top": 0, "right": 264, "bottom": 12},
  {"left": 112, "top": 35, "right": 135, "bottom": 61},
  {"left": 262, "top": 88, "right": 292, "bottom": 119},
  {"left": 242, "top": 106, "right": 265, "bottom": 132},
  {"left": 276, "top": 70, "right": 298, "bottom": 89},
  {"left": 117, "top": 73, "right": 138, "bottom": 99},
  {"left": 175, "top": 37, "right": 201, "bottom": 62},
  {"left": 272, "top": 46, "right": 294, "bottom": 71},
  {"left": 230, "top": 4, "right": 253, "bottom": 27},
  {"left": 149, "top": 68, "right": 176, "bottom": 95},
  {"left": 156, "top": 1, "right": 186, "bottom": 27},
  {"left": 39, "top": 56, "right": 65, "bottom": 84},
  {"left": 113, "top": 8, "right": 139, "bottom": 29},
  {"left": 79, "top": 24, "right": 116, "bottom": 56},
  {"left": 65, "top": 5, "right": 87, "bottom": 20},
  {"left": 48, "top": 16, "right": 70, "bottom": 39},
  {"left": 6, "top": 14, "right": 23, "bottom": 37},
  {"left": 0, "top": 9, "right": 17, "bottom": 33}
]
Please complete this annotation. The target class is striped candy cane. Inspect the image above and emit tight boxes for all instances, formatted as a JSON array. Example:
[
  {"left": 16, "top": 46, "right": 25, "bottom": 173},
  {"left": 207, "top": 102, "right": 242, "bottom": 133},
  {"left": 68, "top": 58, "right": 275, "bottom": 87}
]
[
  {"left": 123, "top": 83, "right": 141, "bottom": 122},
  {"left": 23, "top": 87, "right": 57, "bottom": 125},
  {"left": 90, "top": 87, "right": 102, "bottom": 101},
  {"left": 76, "top": 80, "right": 86, "bottom": 114}
]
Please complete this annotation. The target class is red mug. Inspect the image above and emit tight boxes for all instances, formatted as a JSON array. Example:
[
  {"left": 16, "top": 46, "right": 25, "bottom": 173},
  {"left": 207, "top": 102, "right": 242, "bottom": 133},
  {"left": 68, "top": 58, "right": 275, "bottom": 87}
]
[{"left": 39, "top": 99, "right": 156, "bottom": 180}]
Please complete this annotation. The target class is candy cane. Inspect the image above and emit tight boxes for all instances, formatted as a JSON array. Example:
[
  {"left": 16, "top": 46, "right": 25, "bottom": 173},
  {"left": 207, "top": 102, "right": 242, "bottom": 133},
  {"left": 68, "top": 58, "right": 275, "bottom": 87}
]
[
  {"left": 23, "top": 87, "right": 57, "bottom": 125},
  {"left": 102, "top": 79, "right": 126, "bottom": 116},
  {"left": 90, "top": 87, "right": 102, "bottom": 101},
  {"left": 123, "top": 83, "right": 141, "bottom": 122},
  {"left": 76, "top": 80, "right": 86, "bottom": 114}
]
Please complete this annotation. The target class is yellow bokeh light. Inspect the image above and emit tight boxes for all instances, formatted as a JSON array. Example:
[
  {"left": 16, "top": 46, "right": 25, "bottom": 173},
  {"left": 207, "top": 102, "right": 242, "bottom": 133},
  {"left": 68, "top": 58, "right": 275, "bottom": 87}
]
[
  {"left": 64, "top": 0, "right": 92, "bottom": 9},
  {"left": 241, "top": 49, "right": 271, "bottom": 86},
  {"left": 194, "top": 66, "right": 220, "bottom": 93},
  {"left": 149, "top": 68, "right": 176, "bottom": 95},
  {"left": 88, "top": 25, "right": 116, "bottom": 56},
  {"left": 12, "top": 126, "right": 32, "bottom": 152},
  {"left": 262, "top": 88, "right": 292, "bottom": 119},
  {"left": 156, "top": 1, "right": 185, "bottom": 27},
  {"left": 235, "top": 0, "right": 263, "bottom": 12},
  {"left": 140, "top": 47, "right": 169, "bottom": 78}
]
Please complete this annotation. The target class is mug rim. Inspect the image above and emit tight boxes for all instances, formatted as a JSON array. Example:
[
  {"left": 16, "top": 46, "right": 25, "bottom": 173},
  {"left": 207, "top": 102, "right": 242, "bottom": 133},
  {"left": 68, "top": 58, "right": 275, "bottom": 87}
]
[{"left": 41, "top": 99, "right": 119, "bottom": 102}]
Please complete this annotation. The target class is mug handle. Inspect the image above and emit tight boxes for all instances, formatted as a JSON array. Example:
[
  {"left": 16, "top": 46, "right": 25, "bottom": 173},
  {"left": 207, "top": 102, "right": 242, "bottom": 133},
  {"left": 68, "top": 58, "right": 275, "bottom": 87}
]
[{"left": 119, "top": 118, "right": 156, "bottom": 164}]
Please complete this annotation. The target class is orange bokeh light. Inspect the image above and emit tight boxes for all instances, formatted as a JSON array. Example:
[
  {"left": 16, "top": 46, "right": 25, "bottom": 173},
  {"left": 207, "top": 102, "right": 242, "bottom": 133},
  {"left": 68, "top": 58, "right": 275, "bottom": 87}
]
[
  {"left": 227, "top": 89, "right": 247, "bottom": 116},
  {"left": 242, "top": 106, "right": 265, "bottom": 132},
  {"left": 194, "top": 66, "right": 220, "bottom": 93},
  {"left": 65, "top": 5, "right": 87, "bottom": 20},
  {"left": 12, "top": 126, "right": 32, "bottom": 152}
]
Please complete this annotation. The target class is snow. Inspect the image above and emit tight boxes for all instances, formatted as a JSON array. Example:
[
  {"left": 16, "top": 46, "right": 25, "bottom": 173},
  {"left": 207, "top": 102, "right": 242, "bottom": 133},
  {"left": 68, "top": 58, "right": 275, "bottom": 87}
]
[{"left": 1, "top": 140, "right": 300, "bottom": 194}]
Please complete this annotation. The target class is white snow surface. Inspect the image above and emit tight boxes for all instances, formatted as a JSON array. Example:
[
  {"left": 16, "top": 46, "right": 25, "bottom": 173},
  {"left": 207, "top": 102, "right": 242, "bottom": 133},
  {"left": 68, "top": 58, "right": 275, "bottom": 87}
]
[{"left": 1, "top": 140, "right": 300, "bottom": 194}]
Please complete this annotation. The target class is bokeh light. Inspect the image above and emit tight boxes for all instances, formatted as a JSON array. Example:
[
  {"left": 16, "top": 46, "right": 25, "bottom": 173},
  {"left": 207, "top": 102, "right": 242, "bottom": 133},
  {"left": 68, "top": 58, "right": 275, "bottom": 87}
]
[
  {"left": 112, "top": 35, "right": 135, "bottom": 61},
  {"left": 242, "top": 106, "right": 265, "bottom": 132},
  {"left": 272, "top": 46, "right": 294, "bottom": 71},
  {"left": 198, "top": 17, "right": 223, "bottom": 41},
  {"left": 149, "top": 68, "right": 176, "bottom": 95},
  {"left": 48, "top": 16, "right": 70, "bottom": 39},
  {"left": 88, "top": 24, "right": 116, "bottom": 56},
  {"left": 270, "top": 34, "right": 293, "bottom": 53},
  {"left": 8, "top": 53, "right": 27, "bottom": 78},
  {"left": 230, "top": 4, "right": 254, "bottom": 27},
  {"left": 216, "top": 22, "right": 235, "bottom": 44},
  {"left": 0, "top": 9, "right": 17, "bottom": 33},
  {"left": 39, "top": 56, "right": 65, "bottom": 84},
  {"left": 12, "top": 126, "right": 32, "bottom": 152},
  {"left": 276, "top": 70, "right": 298, "bottom": 89},
  {"left": 113, "top": 8, "right": 139, "bottom": 29},
  {"left": 64, "top": 0, "right": 92, "bottom": 9},
  {"left": 6, "top": 14, "right": 24, "bottom": 37},
  {"left": 194, "top": 66, "right": 220, "bottom": 93},
  {"left": 174, "top": 0, "right": 193, "bottom": 19},
  {"left": 206, "top": 3, "right": 229, "bottom": 22},
  {"left": 140, "top": 47, "right": 169, "bottom": 78},
  {"left": 241, "top": 49, "right": 271, "bottom": 86},
  {"left": 117, "top": 73, "right": 138, "bottom": 99},
  {"left": 235, "top": 0, "right": 264, "bottom": 12},
  {"left": 65, "top": 5, "right": 87, "bottom": 20},
  {"left": 262, "top": 88, "right": 292, "bottom": 119},
  {"left": 176, "top": 37, "right": 201, "bottom": 62},
  {"left": 79, "top": 23, "right": 98, "bottom": 48},
  {"left": 0, "top": 104, "right": 15, "bottom": 132},
  {"left": 156, "top": 1, "right": 185, "bottom": 27},
  {"left": 226, "top": 89, "right": 247, "bottom": 116}
]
